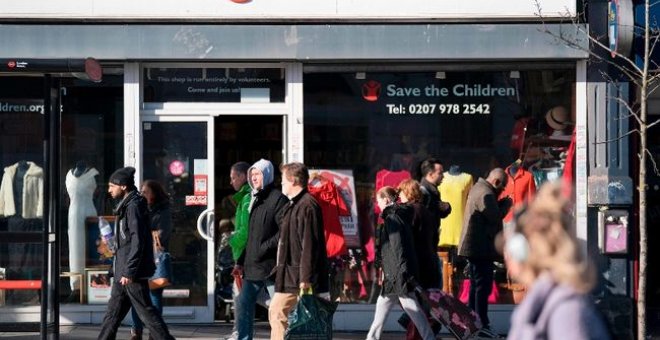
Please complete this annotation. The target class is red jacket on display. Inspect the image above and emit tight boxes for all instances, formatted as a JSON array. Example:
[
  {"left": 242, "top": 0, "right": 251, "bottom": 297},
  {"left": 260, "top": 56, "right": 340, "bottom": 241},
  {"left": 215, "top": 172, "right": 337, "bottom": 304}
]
[
  {"left": 562, "top": 130, "right": 576, "bottom": 199},
  {"left": 308, "top": 177, "right": 348, "bottom": 258},
  {"left": 499, "top": 165, "right": 536, "bottom": 222},
  {"left": 374, "top": 169, "right": 412, "bottom": 219}
]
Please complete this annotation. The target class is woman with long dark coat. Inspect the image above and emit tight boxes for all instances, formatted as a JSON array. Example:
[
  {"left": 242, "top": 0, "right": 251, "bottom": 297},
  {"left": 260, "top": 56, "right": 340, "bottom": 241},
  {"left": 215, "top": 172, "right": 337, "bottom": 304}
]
[{"left": 365, "top": 186, "right": 434, "bottom": 340}]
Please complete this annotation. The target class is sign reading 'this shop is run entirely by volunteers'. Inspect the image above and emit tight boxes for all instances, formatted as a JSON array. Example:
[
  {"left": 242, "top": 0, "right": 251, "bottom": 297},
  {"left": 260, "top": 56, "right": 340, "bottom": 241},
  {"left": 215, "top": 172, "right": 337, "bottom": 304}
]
[{"left": 359, "top": 72, "right": 518, "bottom": 116}]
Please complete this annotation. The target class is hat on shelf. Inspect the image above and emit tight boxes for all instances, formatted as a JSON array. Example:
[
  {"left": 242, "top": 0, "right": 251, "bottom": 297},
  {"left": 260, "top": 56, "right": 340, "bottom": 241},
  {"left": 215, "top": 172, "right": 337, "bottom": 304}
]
[{"left": 545, "top": 106, "right": 572, "bottom": 131}]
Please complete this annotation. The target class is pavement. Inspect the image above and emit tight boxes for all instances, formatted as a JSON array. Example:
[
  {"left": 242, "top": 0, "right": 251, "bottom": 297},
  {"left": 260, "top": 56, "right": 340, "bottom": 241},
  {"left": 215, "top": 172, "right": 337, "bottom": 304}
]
[{"left": 0, "top": 322, "right": 463, "bottom": 339}]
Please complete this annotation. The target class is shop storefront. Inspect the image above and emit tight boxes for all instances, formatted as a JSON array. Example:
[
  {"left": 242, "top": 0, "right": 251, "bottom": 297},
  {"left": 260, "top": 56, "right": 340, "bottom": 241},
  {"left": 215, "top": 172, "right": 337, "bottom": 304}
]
[{"left": 0, "top": 15, "right": 590, "bottom": 334}]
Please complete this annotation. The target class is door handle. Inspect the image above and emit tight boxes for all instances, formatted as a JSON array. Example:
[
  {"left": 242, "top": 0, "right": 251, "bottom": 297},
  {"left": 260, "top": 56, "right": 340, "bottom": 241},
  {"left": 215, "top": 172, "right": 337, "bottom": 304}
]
[{"left": 196, "top": 207, "right": 214, "bottom": 241}]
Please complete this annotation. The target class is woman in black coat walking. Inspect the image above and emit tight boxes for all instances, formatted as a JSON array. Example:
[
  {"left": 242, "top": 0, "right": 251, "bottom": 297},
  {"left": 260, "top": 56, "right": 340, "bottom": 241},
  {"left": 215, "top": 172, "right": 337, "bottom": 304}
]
[
  {"left": 365, "top": 186, "right": 434, "bottom": 340},
  {"left": 130, "top": 180, "right": 172, "bottom": 340}
]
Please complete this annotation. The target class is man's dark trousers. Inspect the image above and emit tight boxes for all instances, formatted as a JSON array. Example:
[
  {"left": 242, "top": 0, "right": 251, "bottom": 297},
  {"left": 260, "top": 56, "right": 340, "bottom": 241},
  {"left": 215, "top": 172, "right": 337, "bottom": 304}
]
[
  {"left": 98, "top": 279, "right": 174, "bottom": 340},
  {"left": 467, "top": 258, "right": 494, "bottom": 329}
]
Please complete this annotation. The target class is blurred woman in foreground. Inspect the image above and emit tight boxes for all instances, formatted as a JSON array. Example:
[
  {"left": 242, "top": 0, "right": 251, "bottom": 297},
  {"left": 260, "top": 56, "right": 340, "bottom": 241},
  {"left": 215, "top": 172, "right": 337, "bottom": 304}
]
[{"left": 505, "top": 182, "right": 610, "bottom": 340}]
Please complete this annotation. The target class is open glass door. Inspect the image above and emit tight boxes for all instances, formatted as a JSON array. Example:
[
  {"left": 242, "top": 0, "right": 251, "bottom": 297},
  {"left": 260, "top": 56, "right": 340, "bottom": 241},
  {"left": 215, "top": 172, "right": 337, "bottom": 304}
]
[{"left": 141, "top": 117, "right": 215, "bottom": 322}]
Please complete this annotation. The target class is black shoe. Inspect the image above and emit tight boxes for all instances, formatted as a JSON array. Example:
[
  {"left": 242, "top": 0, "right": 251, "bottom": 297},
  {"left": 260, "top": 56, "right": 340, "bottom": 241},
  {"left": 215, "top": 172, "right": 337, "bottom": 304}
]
[{"left": 477, "top": 326, "right": 499, "bottom": 338}]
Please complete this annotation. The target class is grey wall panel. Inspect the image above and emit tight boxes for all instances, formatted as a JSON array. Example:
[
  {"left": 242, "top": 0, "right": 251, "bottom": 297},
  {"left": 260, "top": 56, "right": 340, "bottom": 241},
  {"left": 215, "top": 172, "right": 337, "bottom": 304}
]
[{"left": 0, "top": 24, "right": 589, "bottom": 60}]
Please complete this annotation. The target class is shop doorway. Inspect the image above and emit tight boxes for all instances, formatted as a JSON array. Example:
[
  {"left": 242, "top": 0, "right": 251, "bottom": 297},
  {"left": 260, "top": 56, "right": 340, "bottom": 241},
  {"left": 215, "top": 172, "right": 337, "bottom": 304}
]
[
  {"left": 140, "top": 114, "right": 284, "bottom": 323},
  {"left": 212, "top": 115, "right": 284, "bottom": 321}
]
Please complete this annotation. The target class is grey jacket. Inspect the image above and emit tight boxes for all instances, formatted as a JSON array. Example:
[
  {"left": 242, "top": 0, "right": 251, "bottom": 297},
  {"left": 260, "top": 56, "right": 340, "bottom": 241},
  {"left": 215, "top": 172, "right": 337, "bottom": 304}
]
[
  {"left": 508, "top": 274, "right": 611, "bottom": 340},
  {"left": 458, "top": 178, "right": 506, "bottom": 259}
]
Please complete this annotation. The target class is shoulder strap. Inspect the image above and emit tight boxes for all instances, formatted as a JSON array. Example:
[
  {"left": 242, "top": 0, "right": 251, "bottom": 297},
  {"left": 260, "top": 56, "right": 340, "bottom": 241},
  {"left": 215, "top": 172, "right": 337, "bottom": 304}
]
[{"left": 153, "top": 231, "right": 162, "bottom": 250}]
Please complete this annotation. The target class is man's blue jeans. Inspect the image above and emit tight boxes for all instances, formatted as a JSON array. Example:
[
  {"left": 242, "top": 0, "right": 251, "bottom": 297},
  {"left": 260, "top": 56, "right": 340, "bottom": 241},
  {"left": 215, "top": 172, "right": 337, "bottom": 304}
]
[{"left": 235, "top": 279, "right": 274, "bottom": 340}]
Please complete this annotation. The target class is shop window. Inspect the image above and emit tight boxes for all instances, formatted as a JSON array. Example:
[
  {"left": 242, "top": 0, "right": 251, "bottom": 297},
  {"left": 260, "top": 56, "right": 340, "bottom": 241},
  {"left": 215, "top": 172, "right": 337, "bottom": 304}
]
[
  {"left": 58, "top": 76, "right": 124, "bottom": 305},
  {"left": 143, "top": 67, "right": 285, "bottom": 103},
  {"left": 303, "top": 69, "right": 575, "bottom": 305},
  {"left": 0, "top": 77, "right": 46, "bottom": 307}
]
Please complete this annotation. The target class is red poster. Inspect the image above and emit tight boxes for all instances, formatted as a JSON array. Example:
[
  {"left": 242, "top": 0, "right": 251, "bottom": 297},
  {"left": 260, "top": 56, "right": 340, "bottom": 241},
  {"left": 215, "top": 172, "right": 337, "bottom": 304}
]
[{"left": 194, "top": 174, "right": 208, "bottom": 196}]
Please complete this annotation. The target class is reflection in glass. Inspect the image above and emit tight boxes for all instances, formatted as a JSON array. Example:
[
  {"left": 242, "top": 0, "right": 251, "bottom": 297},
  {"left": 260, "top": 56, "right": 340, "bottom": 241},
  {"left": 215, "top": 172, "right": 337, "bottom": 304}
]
[
  {"left": 303, "top": 70, "right": 575, "bottom": 304},
  {"left": 143, "top": 122, "right": 209, "bottom": 306}
]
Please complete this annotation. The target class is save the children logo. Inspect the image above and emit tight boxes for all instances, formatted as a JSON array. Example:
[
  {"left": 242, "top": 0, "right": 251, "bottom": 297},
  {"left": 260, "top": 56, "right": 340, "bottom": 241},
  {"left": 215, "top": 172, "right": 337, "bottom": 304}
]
[{"left": 362, "top": 80, "right": 381, "bottom": 102}]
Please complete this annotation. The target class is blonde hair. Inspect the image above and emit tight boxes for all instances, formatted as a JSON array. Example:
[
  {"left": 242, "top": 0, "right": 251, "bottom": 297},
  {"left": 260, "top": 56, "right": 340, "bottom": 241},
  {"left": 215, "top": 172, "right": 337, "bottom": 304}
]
[
  {"left": 515, "top": 182, "right": 595, "bottom": 293},
  {"left": 398, "top": 179, "right": 423, "bottom": 203},
  {"left": 376, "top": 186, "right": 398, "bottom": 202}
]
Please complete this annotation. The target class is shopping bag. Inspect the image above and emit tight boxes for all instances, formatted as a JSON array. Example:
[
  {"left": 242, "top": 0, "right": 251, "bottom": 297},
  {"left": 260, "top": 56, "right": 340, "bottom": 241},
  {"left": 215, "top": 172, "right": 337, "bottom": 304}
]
[
  {"left": 149, "top": 233, "right": 173, "bottom": 290},
  {"left": 285, "top": 289, "right": 338, "bottom": 340},
  {"left": 458, "top": 279, "right": 499, "bottom": 304}
]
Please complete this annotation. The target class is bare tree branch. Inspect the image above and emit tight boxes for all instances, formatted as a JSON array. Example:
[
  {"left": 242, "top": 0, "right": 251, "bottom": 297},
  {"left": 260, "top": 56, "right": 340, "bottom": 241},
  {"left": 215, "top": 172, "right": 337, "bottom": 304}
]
[
  {"left": 647, "top": 79, "right": 660, "bottom": 96},
  {"left": 584, "top": 48, "right": 644, "bottom": 86},
  {"left": 647, "top": 118, "right": 660, "bottom": 130},
  {"left": 594, "top": 128, "right": 641, "bottom": 144},
  {"left": 608, "top": 95, "right": 644, "bottom": 126},
  {"left": 646, "top": 148, "right": 660, "bottom": 176},
  {"left": 649, "top": 29, "right": 660, "bottom": 59}
]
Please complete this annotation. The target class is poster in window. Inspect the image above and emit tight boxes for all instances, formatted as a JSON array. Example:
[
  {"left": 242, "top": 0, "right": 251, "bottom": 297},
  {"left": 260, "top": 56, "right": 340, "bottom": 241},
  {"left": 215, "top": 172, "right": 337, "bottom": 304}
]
[
  {"left": 86, "top": 269, "right": 113, "bottom": 304},
  {"left": 314, "top": 169, "right": 361, "bottom": 248}
]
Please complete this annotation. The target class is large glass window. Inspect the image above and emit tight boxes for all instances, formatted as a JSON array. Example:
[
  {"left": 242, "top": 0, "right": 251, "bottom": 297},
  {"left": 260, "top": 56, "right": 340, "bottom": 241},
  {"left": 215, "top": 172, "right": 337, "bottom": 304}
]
[
  {"left": 304, "top": 68, "right": 575, "bottom": 304},
  {"left": 0, "top": 77, "right": 46, "bottom": 307},
  {"left": 59, "top": 74, "right": 124, "bottom": 305}
]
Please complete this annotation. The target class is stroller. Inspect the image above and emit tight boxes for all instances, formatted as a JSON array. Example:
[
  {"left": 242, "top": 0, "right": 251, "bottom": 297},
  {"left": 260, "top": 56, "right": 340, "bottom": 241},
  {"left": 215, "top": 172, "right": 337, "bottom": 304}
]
[
  {"left": 413, "top": 286, "right": 501, "bottom": 339},
  {"left": 215, "top": 231, "right": 236, "bottom": 322}
]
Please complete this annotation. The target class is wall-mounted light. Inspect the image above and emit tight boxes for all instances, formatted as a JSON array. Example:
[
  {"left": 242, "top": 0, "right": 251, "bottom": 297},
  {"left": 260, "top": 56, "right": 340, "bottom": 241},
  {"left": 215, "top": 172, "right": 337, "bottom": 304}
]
[
  {"left": 435, "top": 72, "right": 446, "bottom": 79},
  {"left": 509, "top": 71, "right": 520, "bottom": 79},
  {"left": 355, "top": 72, "right": 366, "bottom": 80}
]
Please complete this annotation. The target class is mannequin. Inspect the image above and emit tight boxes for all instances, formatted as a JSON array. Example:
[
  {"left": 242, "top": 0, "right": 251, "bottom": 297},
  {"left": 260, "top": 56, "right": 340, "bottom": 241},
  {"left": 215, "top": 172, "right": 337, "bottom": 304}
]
[
  {"left": 0, "top": 161, "right": 44, "bottom": 303},
  {"left": 13, "top": 161, "right": 30, "bottom": 215},
  {"left": 65, "top": 161, "right": 99, "bottom": 298},
  {"left": 72, "top": 160, "right": 89, "bottom": 177},
  {"left": 0, "top": 161, "right": 44, "bottom": 218},
  {"left": 439, "top": 166, "right": 473, "bottom": 247}
]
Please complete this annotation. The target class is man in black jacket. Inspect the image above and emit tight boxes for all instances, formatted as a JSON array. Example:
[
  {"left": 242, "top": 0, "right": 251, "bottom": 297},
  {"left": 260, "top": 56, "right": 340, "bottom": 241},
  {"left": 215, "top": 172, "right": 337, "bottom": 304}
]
[
  {"left": 418, "top": 158, "right": 451, "bottom": 287},
  {"left": 234, "top": 159, "right": 287, "bottom": 340},
  {"left": 269, "top": 162, "right": 329, "bottom": 340},
  {"left": 98, "top": 166, "right": 174, "bottom": 340}
]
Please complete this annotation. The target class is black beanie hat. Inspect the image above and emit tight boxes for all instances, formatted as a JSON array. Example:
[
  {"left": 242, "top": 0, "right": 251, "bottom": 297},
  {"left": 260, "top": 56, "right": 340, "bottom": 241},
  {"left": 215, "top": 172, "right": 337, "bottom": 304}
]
[{"left": 109, "top": 166, "right": 136, "bottom": 186}]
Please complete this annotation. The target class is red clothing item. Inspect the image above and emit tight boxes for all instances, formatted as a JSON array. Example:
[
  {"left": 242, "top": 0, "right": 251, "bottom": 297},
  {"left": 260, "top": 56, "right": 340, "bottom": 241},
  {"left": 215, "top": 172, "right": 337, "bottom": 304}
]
[
  {"left": 500, "top": 165, "right": 536, "bottom": 222},
  {"left": 308, "top": 179, "right": 349, "bottom": 258},
  {"left": 374, "top": 169, "right": 412, "bottom": 217},
  {"left": 562, "top": 130, "right": 576, "bottom": 199}
]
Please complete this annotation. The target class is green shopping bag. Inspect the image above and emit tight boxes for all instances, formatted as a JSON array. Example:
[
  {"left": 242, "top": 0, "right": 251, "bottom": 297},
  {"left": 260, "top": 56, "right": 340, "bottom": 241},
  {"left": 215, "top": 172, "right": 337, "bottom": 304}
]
[{"left": 285, "top": 288, "right": 338, "bottom": 340}]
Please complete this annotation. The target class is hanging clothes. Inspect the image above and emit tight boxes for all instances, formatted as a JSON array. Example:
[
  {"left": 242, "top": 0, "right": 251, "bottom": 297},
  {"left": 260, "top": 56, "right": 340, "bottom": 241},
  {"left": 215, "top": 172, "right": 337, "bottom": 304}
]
[
  {"left": 500, "top": 165, "right": 536, "bottom": 222},
  {"left": 562, "top": 130, "right": 576, "bottom": 199},
  {"left": 374, "top": 169, "right": 411, "bottom": 218},
  {"left": 0, "top": 161, "right": 44, "bottom": 218},
  {"left": 65, "top": 167, "right": 99, "bottom": 290},
  {"left": 308, "top": 177, "right": 349, "bottom": 258},
  {"left": 438, "top": 172, "right": 473, "bottom": 247}
]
